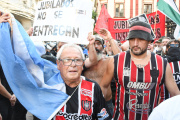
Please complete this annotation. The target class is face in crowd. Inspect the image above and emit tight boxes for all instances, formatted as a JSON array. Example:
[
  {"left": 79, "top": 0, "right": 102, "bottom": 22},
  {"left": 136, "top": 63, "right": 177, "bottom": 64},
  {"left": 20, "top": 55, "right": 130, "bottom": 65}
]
[
  {"left": 162, "top": 38, "right": 171, "bottom": 46},
  {"left": 129, "top": 38, "right": 151, "bottom": 56},
  {"left": 94, "top": 40, "right": 103, "bottom": 54},
  {"left": 147, "top": 43, "right": 154, "bottom": 52},
  {"left": 57, "top": 44, "right": 84, "bottom": 84}
]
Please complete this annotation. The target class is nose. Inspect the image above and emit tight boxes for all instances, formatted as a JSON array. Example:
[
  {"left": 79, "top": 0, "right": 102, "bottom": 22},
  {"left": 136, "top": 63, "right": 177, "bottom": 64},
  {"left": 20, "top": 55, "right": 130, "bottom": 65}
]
[
  {"left": 134, "top": 38, "right": 139, "bottom": 46},
  {"left": 70, "top": 60, "right": 76, "bottom": 66}
]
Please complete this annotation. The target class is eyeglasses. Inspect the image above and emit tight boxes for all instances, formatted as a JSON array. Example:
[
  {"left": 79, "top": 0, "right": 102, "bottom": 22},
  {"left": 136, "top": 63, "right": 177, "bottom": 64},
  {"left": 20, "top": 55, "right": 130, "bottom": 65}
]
[
  {"left": 169, "top": 44, "right": 179, "bottom": 47},
  {"left": 59, "top": 58, "right": 84, "bottom": 66}
]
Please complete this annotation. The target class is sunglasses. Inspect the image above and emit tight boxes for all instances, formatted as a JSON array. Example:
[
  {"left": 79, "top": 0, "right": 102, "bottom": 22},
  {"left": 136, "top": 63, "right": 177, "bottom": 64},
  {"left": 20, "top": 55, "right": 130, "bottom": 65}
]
[{"left": 169, "top": 44, "right": 179, "bottom": 47}]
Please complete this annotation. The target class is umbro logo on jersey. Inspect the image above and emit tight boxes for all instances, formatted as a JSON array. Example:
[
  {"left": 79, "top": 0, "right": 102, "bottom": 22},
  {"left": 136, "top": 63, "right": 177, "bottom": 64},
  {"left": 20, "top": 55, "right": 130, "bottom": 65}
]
[
  {"left": 127, "top": 82, "right": 156, "bottom": 90},
  {"left": 81, "top": 100, "right": 92, "bottom": 111}
]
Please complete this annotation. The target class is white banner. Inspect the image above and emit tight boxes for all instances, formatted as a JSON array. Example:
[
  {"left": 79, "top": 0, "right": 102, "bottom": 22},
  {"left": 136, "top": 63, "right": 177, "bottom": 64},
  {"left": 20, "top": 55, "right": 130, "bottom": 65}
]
[{"left": 31, "top": 0, "right": 93, "bottom": 44}]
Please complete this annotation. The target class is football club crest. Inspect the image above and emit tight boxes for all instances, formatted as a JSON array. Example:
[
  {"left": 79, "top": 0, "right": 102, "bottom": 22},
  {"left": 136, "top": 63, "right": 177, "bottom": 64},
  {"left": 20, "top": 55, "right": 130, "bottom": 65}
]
[{"left": 81, "top": 100, "right": 92, "bottom": 111}]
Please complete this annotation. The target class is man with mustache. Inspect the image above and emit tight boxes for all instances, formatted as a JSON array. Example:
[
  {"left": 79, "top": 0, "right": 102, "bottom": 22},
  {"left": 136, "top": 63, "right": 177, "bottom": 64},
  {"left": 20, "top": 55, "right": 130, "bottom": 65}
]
[
  {"left": 83, "top": 28, "right": 121, "bottom": 116},
  {"left": 100, "top": 21, "right": 180, "bottom": 120}
]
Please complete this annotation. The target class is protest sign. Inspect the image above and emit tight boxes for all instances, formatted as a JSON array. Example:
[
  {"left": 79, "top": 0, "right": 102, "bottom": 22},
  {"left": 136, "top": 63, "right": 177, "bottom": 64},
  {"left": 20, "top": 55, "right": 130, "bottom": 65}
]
[
  {"left": 31, "top": 0, "right": 93, "bottom": 44},
  {"left": 108, "top": 18, "right": 128, "bottom": 43},
  {"left": 147, "top": 11, "right": 165, "bottom": 40}
]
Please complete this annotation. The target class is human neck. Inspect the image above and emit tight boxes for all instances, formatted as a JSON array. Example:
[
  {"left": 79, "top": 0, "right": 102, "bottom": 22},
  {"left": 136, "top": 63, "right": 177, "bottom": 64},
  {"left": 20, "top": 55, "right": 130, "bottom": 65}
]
[
  {"left": 64, "top": 78, "right": 81, "bottom": 88},
  {"left": 130, "top": 51, "right": 148, "bottom": 60}
]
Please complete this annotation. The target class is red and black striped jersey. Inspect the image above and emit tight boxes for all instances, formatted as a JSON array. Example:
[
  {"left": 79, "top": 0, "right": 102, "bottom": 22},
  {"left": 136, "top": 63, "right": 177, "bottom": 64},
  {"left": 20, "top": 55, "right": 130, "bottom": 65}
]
[
  {"left": 163, "top": 61, "right": 180, "bottom": 100},
  {"left": 113, "top": 51, "right": 167, "bottom": 120},
  {"left": 54, "top": 77, "right": 111, "bottom": 120}
]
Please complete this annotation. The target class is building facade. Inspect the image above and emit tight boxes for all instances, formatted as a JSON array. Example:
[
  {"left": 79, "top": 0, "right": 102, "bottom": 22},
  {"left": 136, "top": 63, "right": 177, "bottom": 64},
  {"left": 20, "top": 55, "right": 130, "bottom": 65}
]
[
  {"left": 96, "top": 0, "right": 180, "bottom": 19},
  {"left": 0, "top": 0, "right": 39, "bottom": 30}
]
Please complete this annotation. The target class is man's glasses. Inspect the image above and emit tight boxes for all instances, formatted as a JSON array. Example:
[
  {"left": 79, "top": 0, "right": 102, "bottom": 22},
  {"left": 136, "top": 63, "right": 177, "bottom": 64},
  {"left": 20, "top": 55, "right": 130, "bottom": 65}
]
[
  {"left": 169, "top": 44, "right": 179, "bottom": 47},
  {"left": 59, "top": 58, "right": 84, "bottom": 66}
]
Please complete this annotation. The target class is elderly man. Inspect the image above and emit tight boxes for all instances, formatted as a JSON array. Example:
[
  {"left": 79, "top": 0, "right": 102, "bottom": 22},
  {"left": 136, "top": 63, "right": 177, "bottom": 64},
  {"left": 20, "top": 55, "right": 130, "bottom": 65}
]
[
  {"left": 54, "top": 44, "right": 111, "bottom": 120},
  {"left": 100, "top": 21, "right": 180, "bottom": 120}
]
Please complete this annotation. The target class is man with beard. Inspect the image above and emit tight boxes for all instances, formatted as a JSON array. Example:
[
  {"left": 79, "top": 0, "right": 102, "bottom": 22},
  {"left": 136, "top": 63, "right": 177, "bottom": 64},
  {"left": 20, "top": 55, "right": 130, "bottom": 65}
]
[
  {"left": 83, "top": 28, "right": 120, "bottom": 116},
  {"left": 100, "top": 21, "right": 180, "bottom": 120}
]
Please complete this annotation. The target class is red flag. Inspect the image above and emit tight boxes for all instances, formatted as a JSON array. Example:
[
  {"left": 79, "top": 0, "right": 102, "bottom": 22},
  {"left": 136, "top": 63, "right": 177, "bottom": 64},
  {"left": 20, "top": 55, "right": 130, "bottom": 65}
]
[{"left": 94, "top": 4, "right": 111, "bottom": 34}]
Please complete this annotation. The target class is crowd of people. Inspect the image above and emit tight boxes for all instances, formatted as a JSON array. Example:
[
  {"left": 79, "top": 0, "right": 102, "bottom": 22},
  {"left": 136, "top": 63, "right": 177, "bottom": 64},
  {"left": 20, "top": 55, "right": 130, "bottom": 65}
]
[{"left": 1, "top": 11, "right": 180, "bottom": 120}]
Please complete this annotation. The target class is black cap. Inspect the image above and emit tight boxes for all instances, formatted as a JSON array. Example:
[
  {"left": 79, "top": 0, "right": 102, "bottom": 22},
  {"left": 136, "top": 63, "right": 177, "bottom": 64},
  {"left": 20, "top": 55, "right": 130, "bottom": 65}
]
[{"left": 126, "top": 21, "right": 154, "bottom": 42}]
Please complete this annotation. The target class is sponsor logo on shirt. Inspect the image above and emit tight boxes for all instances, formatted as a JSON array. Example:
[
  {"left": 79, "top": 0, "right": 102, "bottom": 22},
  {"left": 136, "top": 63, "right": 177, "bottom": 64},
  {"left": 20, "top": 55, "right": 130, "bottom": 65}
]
[
  {"left": 126, "top": 99, "right": 151, "bottom": 114},
  {"left": 127, "top": 82, "right": 156, "bottom": 90},
  {"left": 97, "top": 108, "right": 109, "bottom": 119},
  {"left": 81, "top": 88, "right": 92, "bottom": 97},
  {"left": 125, "top": 91, "right": 148, "bottom": 97},
  {"left": 81, "top": 100, "right": 92, "bottom": 111},
  {"left": 56, "top": 110, "right": 92, "bottom": 120}
]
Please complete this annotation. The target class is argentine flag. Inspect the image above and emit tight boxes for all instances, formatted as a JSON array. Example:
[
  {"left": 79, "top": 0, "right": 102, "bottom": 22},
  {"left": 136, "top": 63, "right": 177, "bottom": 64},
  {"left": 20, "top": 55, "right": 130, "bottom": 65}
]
[{"left": 0, "top": 14, "right": 69, "bottom": 120}]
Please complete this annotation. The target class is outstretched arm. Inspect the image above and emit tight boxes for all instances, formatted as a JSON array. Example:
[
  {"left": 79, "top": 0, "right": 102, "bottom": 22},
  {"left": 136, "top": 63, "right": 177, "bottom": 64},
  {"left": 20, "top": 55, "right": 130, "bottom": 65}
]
[
  {"left": 100, "top": 57, "right": 114, "bottom": 99},
  {"left": 84, "top": 32, "right": 98, "bottom": 68},
  {"left": 99, "top": 28, "right": 120, "bottom": 55},
  {"left": 165, "top": 63, "right": 180, "bottom": 96}
]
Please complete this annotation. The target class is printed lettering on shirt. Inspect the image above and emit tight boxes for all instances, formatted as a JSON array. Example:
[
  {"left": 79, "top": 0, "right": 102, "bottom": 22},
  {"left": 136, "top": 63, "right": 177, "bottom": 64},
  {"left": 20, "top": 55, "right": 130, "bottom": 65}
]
[
  {"left": 56, "top": 110, "right": 92, "bottom": 120},
  {"left": 173, "top": 72, "right": 180, "bottom": 84},
  {"left": 126, "top": 82, "right": 156, "bottom": 90},
  {"left": 126, "top": 99, "right": 151, "bottom": 114},
  {"left": 125, "top": 90, "right": 148, "bottom": 97},
  {"left": 81, "top": 88, "right": 92, "bottom": 97}
]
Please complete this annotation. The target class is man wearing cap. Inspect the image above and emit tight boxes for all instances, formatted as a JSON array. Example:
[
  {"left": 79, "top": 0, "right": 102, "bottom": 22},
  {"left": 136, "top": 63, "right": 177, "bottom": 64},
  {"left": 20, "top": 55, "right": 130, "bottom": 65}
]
[
  {"left": 100, "top": 21, "right": 180, "bottom": 120},
  {"left": 83, "top": 28, "right": 120, "bottom": 117}
]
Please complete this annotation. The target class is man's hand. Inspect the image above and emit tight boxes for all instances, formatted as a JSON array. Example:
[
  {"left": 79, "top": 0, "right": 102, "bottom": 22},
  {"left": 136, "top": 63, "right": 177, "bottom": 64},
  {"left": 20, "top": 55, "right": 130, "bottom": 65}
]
[
  {"left": 0, "top": 13, "right": 11, "bottom": 23},
  {"left": 27, "top": 27, "right": 33, "bottom": 36},
  {"left": 99, "top": 28, "right": 113, "bottom": 41},
  {"left": 87, "top": 32, "right": 95, "bottom": 45},
  {"left": 9, "top": 94, "right": 16, "bottom": 106}
]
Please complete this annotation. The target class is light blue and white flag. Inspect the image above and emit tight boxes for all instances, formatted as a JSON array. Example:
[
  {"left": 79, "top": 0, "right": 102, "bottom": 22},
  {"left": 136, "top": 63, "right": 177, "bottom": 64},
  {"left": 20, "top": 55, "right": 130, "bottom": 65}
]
[
  {"left": 0, "top": 15, "right": 69, "bottom": 120},
  {"left": 157, "top": 0, "right": 180, "bottom": 39}
]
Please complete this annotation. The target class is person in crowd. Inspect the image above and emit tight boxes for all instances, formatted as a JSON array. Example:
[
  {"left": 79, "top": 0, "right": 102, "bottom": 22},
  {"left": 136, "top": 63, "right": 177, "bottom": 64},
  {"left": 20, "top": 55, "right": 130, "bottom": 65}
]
[
  {"left": 53, "top": 43, "right": 112, "bottom": 119},
  {"left": 147, "top": 43, "right": 154, "bottom": 52},
  {"left": 153, "top": 39, "right": 163, "bottom": 56},
  {"left": 161, "top": 37, "right": 171, "bottom": 55},
  {"left": 100, "top": 21, "right": 180, "bottom": 120},
  {"left": 83, "top": 28, "right": 121, "bottom": 116},
  {"left": 161, "top": 40, "right": 180, "bottom": 100},
  {"left": 148, "top": 94, "right": 180, "bottom": 120}
]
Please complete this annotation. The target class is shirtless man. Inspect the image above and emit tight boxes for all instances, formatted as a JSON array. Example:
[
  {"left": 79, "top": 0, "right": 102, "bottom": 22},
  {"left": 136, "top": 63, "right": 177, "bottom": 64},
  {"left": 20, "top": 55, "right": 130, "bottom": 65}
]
[{"left": 83, "top": 28, "right": 120, "bottom": 116}]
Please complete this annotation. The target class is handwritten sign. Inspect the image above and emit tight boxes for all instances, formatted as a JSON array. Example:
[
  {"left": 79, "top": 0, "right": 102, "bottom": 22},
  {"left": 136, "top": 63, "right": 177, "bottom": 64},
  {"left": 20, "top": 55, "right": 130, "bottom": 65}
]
[{"left": 31, "top": 0, "right": 93, "bottom": 44}]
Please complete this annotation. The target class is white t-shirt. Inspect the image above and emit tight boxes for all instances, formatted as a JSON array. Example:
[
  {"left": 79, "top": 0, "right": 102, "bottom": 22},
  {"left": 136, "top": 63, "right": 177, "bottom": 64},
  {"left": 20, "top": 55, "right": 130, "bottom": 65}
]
[{"left": 148, "top": 95, "right": 180, "bottom": 120}]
